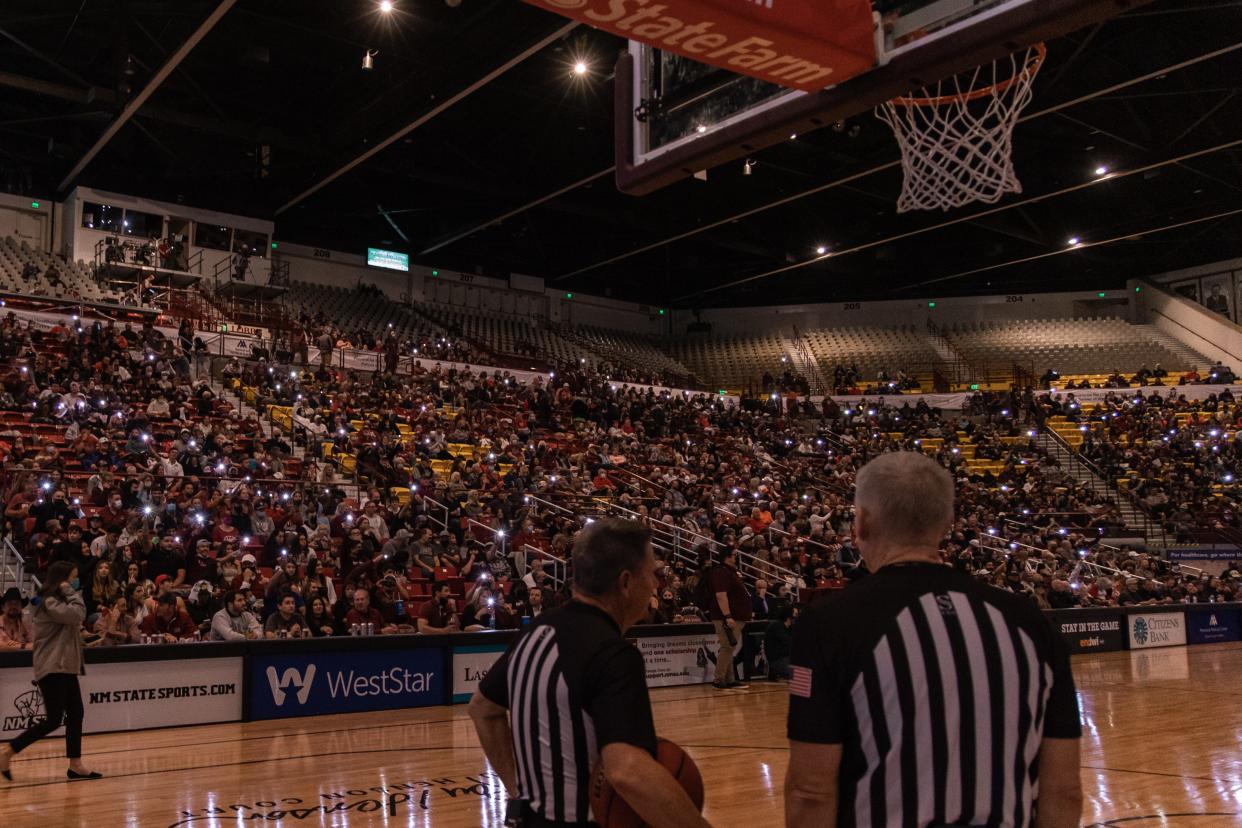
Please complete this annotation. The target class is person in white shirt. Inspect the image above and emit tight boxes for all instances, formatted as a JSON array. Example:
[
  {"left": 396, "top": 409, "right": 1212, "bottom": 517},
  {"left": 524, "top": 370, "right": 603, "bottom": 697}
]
[
  {"left": 146, "top": 395, "right": 170, "bottom": 417},
  {"left": 160, "top": 453, "right": 184, "bottom": 478},
  {"left": 89, "top": 529, "right": 120, "bottom": 560},
  {"left": 210, "top": 591, "right": 261, "bottom": 641}
]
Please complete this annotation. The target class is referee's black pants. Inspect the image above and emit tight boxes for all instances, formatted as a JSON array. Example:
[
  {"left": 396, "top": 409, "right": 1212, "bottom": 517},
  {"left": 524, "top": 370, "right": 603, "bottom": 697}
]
[{"left": 8, "top": 673, "right": 85, "bottom": 759}]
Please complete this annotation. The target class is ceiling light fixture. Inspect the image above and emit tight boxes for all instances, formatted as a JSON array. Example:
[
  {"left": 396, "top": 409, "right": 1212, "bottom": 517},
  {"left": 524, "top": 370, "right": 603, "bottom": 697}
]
[
  {"left": 1094, "top": 165, "right": 1108, "bottom": 176},
  {"left": 1067, "top": 236, "right": 1081, "bottom": 246},
  {"left": 816, "top": 246, "right": 827, "bottom": 255},
  {"left": 573, "top": 61, "right": 588, "bottom": 76},
  {"left": 695, "top": 124, "right": 706, "bottom": 134},
  {"left": 379, "top": 0, "right": 394, "bottom": 12},
  {"left": 362, "top": 49, "right": 378, "bottom": 70}
]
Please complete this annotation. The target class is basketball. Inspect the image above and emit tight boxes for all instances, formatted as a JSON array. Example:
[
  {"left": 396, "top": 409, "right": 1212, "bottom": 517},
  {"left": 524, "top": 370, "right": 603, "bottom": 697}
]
[{"left": 589, "top": 739, "right": 704, "bottom": 827}]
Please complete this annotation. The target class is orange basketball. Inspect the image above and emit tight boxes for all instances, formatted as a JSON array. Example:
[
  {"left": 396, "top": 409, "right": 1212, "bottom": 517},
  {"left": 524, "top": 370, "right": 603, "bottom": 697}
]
[{"left": 589, "top": 738, "right": 704, "bottom": 828}]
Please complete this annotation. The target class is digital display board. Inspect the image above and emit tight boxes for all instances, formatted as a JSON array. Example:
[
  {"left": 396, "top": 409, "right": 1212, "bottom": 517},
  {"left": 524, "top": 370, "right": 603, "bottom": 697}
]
[{"left": 366, "top": 247, "right": 409, "bottom": 272}]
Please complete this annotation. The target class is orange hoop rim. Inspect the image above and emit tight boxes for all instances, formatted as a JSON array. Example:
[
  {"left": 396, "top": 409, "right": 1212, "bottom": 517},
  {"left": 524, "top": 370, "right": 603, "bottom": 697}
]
[{"left": 889, "top": 43, "right": 1047, "bottom": 108}]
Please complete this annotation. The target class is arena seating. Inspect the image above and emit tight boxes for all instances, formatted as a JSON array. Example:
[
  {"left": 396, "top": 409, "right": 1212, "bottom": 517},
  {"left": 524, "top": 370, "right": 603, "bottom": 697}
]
[
  {"left": 663, "top": 333, "right": 790, "bottom": 391},
  {"left": 418, "top": 303, "right": 594, "bottom": 367},
  {"left": 1, "top": 302, "right": 1237, "bottom": 657},
  {"left": 0, "top": 236, "right": 113, "bottom": 303},
  {"left": 945, "top": 317, "right": 1209, "bottom": 378},
  {"left": 560, "top": 324, "right": 700, "bottom": 386},
  {"left": 802, "top": 325, "right": 941, "bottom": 386}
]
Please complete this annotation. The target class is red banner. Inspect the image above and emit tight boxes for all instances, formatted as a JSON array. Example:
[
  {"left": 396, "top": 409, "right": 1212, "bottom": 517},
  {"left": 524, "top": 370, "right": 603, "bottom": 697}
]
[{"left": 524, "top": 0, "right": 877, "bottom": 92}]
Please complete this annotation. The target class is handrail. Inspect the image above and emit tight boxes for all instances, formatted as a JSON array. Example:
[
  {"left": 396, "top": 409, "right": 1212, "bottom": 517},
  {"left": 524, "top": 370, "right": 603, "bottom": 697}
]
[
  {"left": 1, "top": 537, "right": 28, "bottom": 593},
  {"left": 610, "top": 465, "right": 667, "bottom": 493},
  {"left": 522, "top": 543, "right": 568, "bottom": 590},
  {"left": 522, "top": 493, "right": 576, "bottom": 517},
  {"left": 764, "top": 522, "right": 837, "bottom": 554},
  {"left": 978, "top": 532, "right": 1139, "bottom": 585},
  {"left": 1041, "top": 425, "right": 1166, "bottom": 545},
  {"left": 421, "top": 495, "right": 450, "bottom": 533}
]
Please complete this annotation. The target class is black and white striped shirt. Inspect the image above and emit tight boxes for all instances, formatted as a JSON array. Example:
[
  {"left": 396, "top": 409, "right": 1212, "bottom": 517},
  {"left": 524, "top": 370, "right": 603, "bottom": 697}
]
[
  {"left": 788, "top": 562, "right": 1080, "bottom": 828},
  {"left": 479, "top": 601, "right": 657, "bottom": 825}
]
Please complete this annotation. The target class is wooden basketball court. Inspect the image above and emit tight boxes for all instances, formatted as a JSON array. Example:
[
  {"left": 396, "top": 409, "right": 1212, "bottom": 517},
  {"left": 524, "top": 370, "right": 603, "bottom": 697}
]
[{"left": 2, "top": 642, "right": 1239, "bottom": 827}]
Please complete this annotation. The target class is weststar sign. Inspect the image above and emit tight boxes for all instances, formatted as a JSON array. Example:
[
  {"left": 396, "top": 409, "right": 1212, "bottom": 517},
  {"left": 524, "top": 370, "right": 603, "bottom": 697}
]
[{"left": 524, "top": 0, "right": 877, "bottom": 92}]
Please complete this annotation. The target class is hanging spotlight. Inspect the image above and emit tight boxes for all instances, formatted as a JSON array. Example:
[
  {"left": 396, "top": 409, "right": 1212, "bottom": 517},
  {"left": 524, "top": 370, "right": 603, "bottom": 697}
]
[
  {"left": 1094, "top": 165, "right": 1108, "bottom": 176},
  {"left": 743, "top": 158, "right": 755, "bottom": 176},
  {"left": 362, "top": 49, "right": 378, "bottom": 70},
  {"left": 573, "top": 61, "right": 588, "bottom": 76},
  {"left": 816, "top": 246, "right": 827, "bottom": 256},
  {"left": 379, "top": 0, "right": 394, "bottom": 11},
  {"left": 1067, "top": 236, "right": 1081, "bottom": 247}
]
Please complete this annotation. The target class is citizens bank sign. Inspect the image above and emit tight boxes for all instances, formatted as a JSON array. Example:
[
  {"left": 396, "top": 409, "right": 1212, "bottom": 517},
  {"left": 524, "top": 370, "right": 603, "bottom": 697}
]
[
  {"left": 1128, "top": 612, "right": 1187, "bottom": 650},
  {"left": 522, "top": 0, "right": 876, "bottom": 92},
  {"left": 250, "top": 649, "right": 442, "bottom": 720}
]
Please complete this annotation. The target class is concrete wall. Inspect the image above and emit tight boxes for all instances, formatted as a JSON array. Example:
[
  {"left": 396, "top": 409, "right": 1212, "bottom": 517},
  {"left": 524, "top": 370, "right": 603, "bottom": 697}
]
[
  {"left": 279, "top": 242, "right": 411, "bottom": 302},
  {"left": 0, "top": 193, "right": 53, "bottom": 253},
  {"left": 1132, "top": 278, "right": 1242, "bottom": 368},
  {"left": 681, "top": 288, "right": 1130, "bottom": 336},
  {"left": 60, "top": 186, "right": 273, "bottom": 283}
]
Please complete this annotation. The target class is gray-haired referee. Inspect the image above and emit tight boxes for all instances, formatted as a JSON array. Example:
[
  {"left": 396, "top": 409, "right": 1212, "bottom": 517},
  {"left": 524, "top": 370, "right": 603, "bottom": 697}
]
[
  {"left": 470, "top": 518, "right": 712, "bottom": 828},
  {"left": 785, "top": 451, "right": 1083, "bottom": 828}
]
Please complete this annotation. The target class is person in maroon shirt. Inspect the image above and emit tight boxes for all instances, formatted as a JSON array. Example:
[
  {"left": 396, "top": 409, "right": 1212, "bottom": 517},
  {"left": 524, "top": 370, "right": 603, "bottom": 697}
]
[
  {"left": 343, "top": 589, "right": 391, "bottom": 634},
  {"left": 417, "top": 582, "right": 460, "bottom": 633},
  {"left": 140, "top": 593, "right": 197, "bottom": 642},
  {"left": 709, "top": 548, "right": 753, "bottom": 690}
]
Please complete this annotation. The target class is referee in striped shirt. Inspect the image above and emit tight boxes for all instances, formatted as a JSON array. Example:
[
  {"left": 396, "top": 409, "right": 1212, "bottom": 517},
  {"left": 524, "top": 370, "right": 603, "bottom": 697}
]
[
  {"left": 470, "top": 518, "right": 712, "bottom": 828},
  {"left": 785, "top": 451, "right": 1082, "bottom": 827}
]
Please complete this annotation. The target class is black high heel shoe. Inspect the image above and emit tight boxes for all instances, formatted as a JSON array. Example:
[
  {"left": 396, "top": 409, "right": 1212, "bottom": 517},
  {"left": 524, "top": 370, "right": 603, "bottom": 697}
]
[{"left": 67, "top": 769, "right": 103, "bottom": 780}]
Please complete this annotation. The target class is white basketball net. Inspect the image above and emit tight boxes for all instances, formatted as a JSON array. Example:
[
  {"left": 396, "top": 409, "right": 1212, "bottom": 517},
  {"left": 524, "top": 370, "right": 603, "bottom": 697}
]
[{"left": 876, "top": 45, "right": 1046, "bottom": 213}]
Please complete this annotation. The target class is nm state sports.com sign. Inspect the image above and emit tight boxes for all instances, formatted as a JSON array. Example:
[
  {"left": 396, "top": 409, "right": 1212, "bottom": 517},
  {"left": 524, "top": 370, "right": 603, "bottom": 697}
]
[
  {"left": 249, "top": 649, "right": 442, "bottom": 720},
  {"left": 0, "top": 658, "right": 242, "bottom": 738}
]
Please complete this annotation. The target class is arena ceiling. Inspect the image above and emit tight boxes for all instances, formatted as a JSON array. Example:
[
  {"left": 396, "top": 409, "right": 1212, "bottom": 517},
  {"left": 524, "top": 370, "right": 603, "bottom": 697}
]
[{"left": 1, "top": 0, "right": 1240, "bottom": 310}]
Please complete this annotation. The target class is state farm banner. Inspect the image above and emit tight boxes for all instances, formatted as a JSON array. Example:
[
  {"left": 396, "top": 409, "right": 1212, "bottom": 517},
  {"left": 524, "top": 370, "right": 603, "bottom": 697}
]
[
  {"left": 0, "top": 657, "right": 242, "bottom": 738},
  {"left": 524, "top": 0, "right": 877, "bottom": 92}
]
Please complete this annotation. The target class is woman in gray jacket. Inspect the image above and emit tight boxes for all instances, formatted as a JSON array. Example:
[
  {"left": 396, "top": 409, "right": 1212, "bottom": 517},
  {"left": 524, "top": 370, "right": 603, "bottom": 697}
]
[{"left": 0, "top": 561, "right": 102, "bottom": 781}]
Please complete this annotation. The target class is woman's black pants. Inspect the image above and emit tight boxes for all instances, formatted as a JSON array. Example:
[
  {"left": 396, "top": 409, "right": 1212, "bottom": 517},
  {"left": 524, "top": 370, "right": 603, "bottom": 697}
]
[{"left": 8, "top": 673, "right": 84, "bottom": 759}]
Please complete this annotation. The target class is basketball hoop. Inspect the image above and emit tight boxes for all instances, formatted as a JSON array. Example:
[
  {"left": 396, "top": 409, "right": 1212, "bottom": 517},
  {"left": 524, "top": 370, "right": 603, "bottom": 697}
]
[{"left": 876, "top": 44, "right": 1046, "bottom": 213}]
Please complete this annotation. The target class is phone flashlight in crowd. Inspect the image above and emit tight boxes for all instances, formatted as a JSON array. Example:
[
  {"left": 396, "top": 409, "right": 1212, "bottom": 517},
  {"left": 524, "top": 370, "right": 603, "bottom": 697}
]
[
  {"left": 487, "top": 598, "right": 495, "bottom": 607},
  {"left": 143, "top": 506, "right": 152, "bottom": 515},
  {"left": 280, "top": 549, "right": 288, "bottom": 556},
  {"left": 40, "top": 481, "right": 51, "bottom": 491},
  {"left": 242, "top": 536, "right": 251, "bottom": 545}
]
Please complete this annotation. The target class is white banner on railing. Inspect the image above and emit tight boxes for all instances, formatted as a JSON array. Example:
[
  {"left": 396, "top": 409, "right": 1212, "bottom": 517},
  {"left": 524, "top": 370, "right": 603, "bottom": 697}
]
[{"left": 0, "top": 657, "right": 243, "bottom": 738}]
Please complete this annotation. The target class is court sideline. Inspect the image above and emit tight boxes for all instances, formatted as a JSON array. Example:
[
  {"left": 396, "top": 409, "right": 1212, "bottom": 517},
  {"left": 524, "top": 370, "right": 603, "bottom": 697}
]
[{"left": 1, "top": 643, "right": 1239, "bottom": 827}]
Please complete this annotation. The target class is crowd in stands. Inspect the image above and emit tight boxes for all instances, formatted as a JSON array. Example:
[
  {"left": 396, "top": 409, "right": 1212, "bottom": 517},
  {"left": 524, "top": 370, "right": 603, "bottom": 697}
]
[
  {"left": 1072, "top": 388, "right": 1241, "bottom": 541},
  {"left": 0, "top": 304, "right": 1239, "bottom": 653}
]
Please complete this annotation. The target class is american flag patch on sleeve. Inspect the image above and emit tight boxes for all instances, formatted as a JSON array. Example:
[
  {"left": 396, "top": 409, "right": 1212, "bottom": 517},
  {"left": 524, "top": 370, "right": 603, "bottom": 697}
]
[{"left": 790, "top": 665, "right": 813, "bottom": 698}]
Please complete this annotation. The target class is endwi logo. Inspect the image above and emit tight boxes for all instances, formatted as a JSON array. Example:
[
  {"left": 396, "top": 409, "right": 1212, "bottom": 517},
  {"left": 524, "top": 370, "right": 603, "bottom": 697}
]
[
  {"left": 3, "top": 688, "right": 44, "bottom": 730},
  {"left": 267, "top": 666, "right": 316, "bottom": 706},
  {"left": 1132, "top": 617, "right": 1149, "bottom": 645}
]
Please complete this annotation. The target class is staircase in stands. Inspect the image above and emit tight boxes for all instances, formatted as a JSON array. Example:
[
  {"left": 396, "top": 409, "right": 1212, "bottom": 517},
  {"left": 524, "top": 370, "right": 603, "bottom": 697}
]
[
  {"left": 785, "top": 328, "right": 828, "bottom": 396},
  {"left": 1035, "top": 430, "right": 1165, "bottom": 546}
]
